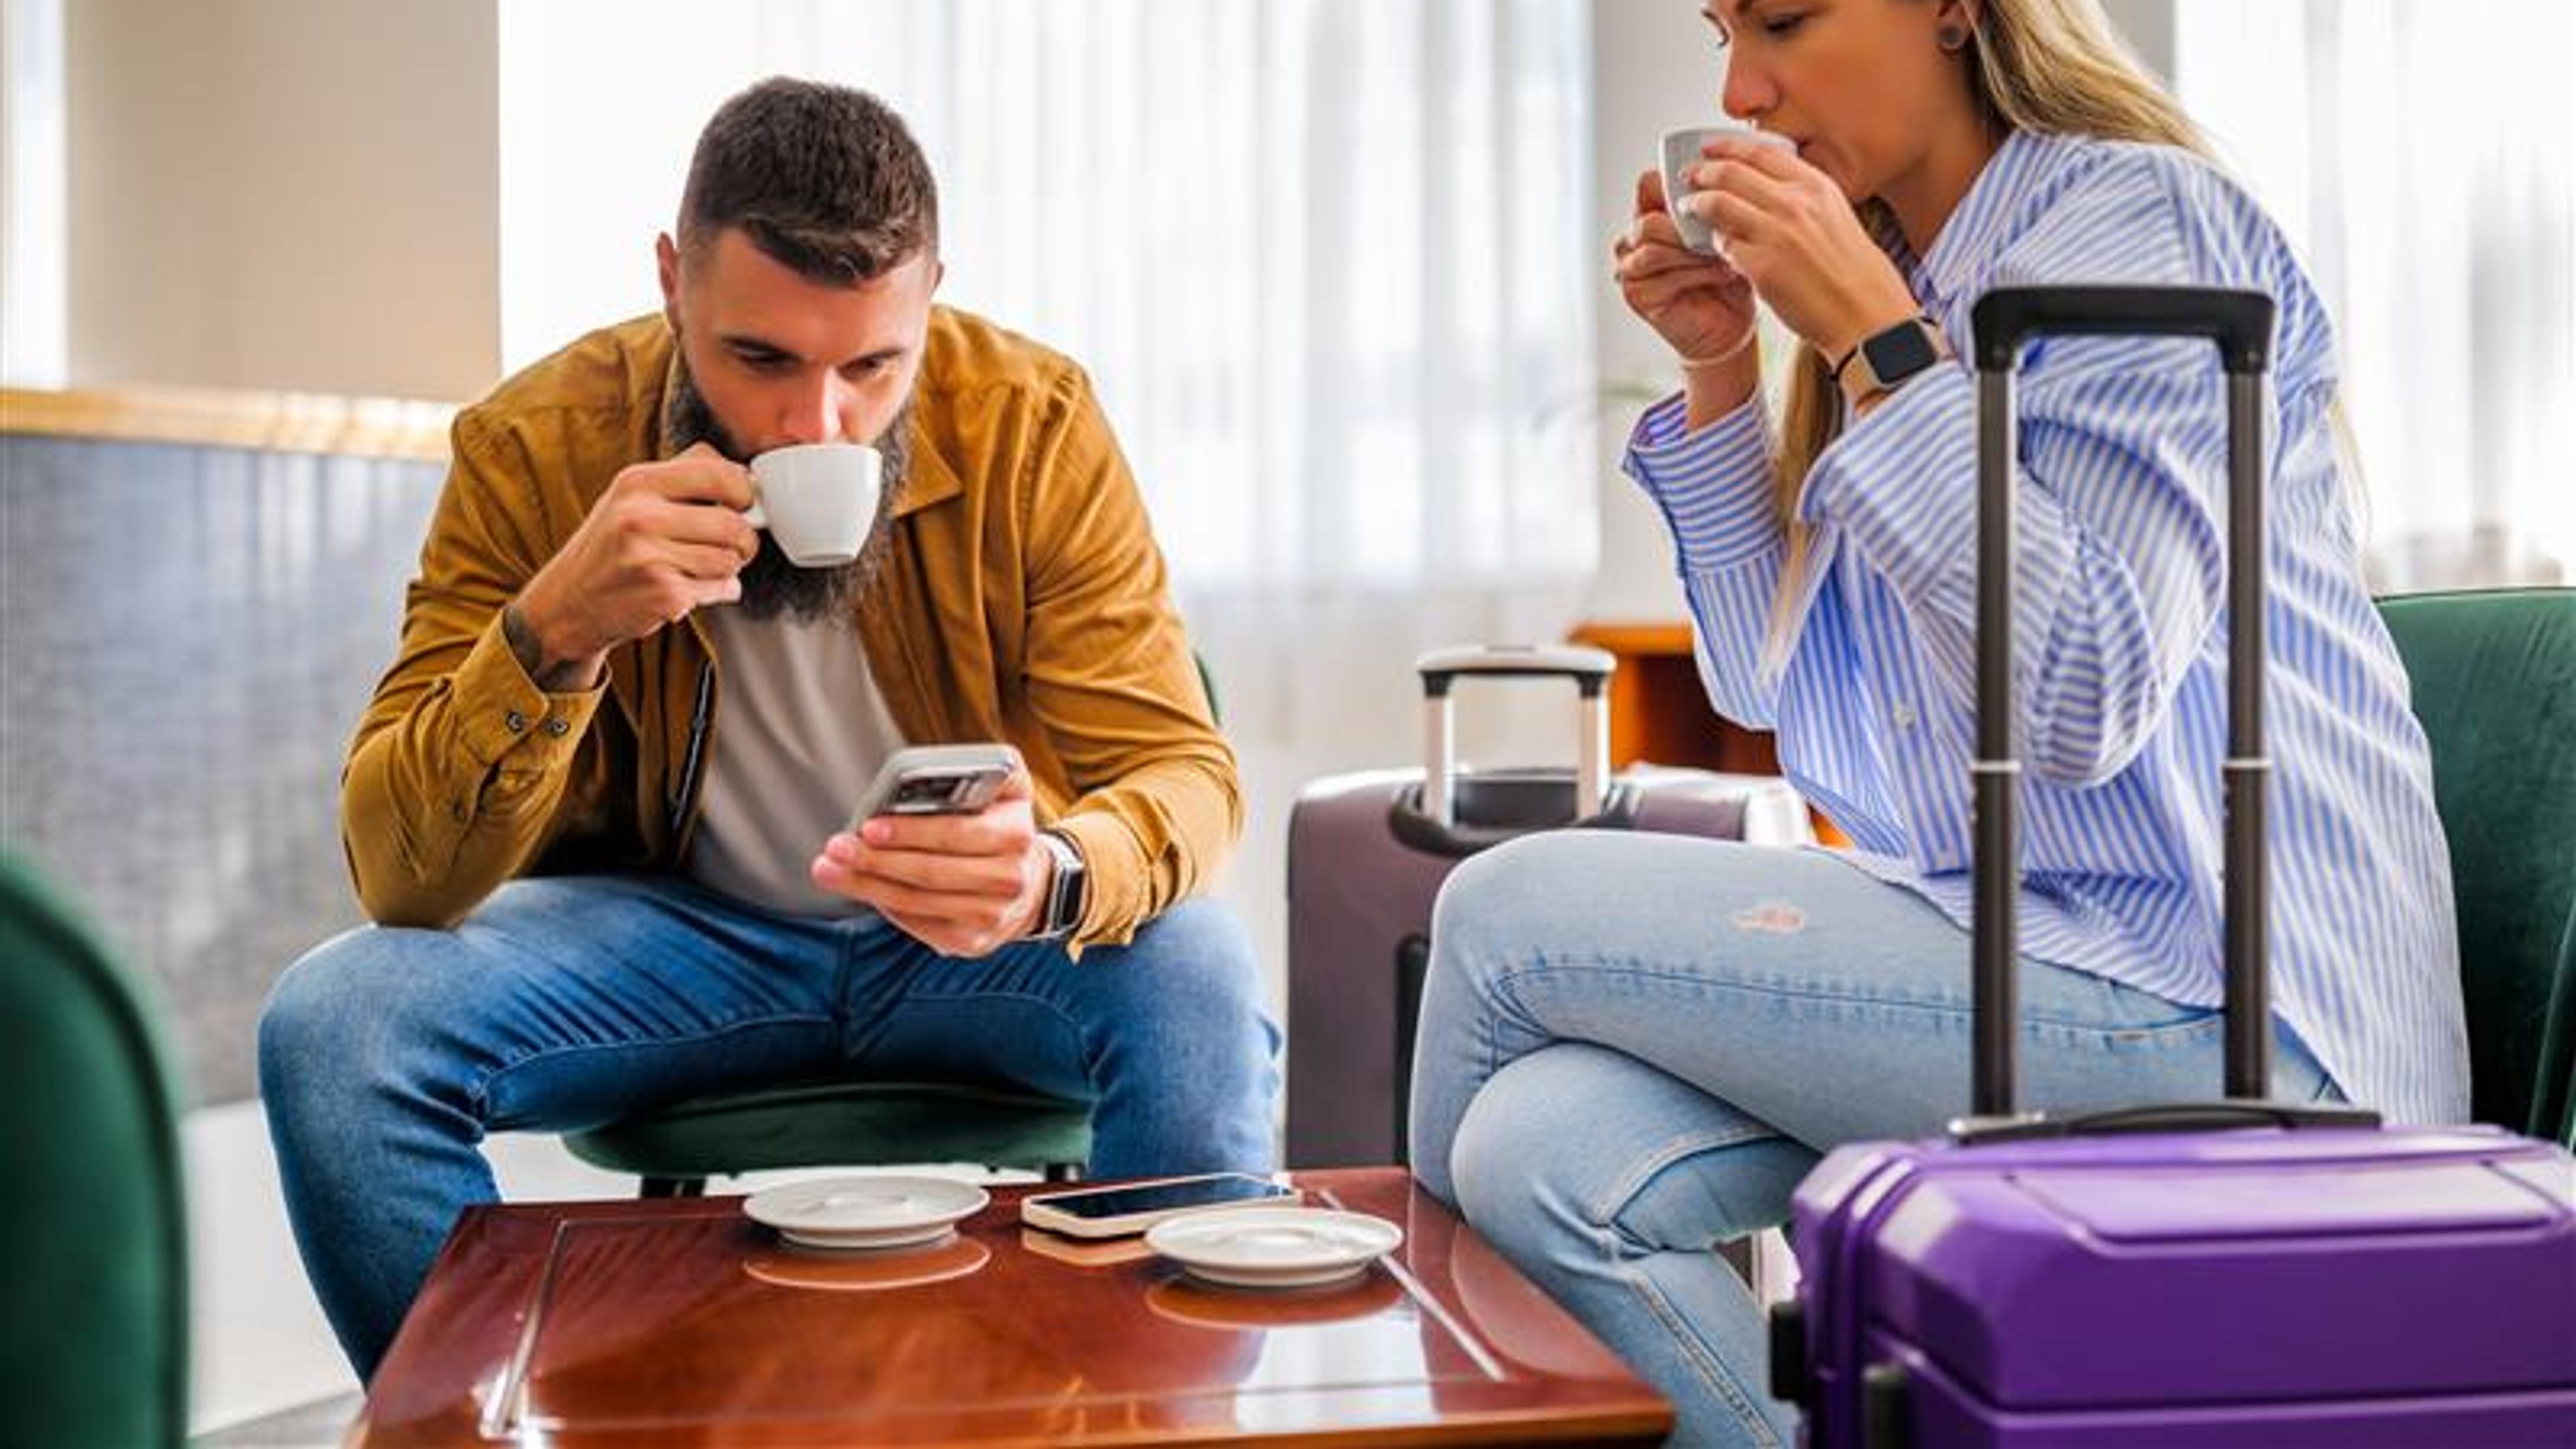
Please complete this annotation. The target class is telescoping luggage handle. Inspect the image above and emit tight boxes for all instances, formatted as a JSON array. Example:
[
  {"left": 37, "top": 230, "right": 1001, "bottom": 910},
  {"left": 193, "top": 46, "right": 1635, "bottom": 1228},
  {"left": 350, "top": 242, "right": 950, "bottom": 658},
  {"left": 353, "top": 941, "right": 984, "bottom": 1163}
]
[
  {"left": 1415, "top": 644, "right": 1615, "bottom": 830},
  {"left": 1959, "top": 286, "right": 2377, "bottom": 1140}
]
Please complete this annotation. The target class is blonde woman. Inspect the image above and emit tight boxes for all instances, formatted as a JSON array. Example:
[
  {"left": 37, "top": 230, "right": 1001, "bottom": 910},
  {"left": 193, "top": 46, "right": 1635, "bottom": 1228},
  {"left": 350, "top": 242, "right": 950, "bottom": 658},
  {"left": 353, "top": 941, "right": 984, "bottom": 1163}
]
[{"left": 1405, "top": 1, "right": 2464, "bottom": 1444}]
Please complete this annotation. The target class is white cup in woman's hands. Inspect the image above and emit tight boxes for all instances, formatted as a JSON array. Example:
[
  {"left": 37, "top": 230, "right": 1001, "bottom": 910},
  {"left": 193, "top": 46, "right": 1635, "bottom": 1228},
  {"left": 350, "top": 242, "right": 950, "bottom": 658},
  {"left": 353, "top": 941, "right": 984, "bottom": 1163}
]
[{"left": 1660, "top": 124, "right": 1796, "bottom": 256}]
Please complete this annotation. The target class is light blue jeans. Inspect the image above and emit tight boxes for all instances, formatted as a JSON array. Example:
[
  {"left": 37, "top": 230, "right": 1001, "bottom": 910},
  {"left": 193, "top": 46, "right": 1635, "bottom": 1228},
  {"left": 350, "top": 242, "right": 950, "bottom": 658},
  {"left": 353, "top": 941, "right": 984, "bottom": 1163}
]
[
  {"left": 259, "top": 874, "right": 1278, "bottom": 1381},
  {"left": 1407, "top": 833, "right": 2335, "bottom": 1449}
]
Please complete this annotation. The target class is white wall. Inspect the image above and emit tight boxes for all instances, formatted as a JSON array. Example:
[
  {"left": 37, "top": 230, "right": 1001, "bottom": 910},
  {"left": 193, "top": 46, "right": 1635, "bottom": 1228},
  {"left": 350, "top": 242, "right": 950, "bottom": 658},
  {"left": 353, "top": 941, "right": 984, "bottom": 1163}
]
[
  {"left": 2100, "top": 0, "right": 2176, "bottom": 80},
  {"left": 64, "top": 0, "right": 499, "bottom": 398},
  {"left": 3, "top": 0, "right": 68, "bottom": 384},
  {"left": 1582, "top": 1, "right": 1716, "bottom": 624}
]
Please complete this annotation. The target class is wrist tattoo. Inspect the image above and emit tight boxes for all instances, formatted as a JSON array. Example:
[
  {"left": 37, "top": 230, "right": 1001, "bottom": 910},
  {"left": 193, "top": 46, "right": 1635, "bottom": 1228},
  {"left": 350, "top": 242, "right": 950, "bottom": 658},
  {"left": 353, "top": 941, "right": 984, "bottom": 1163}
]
[{"left": 502, "top": 603, "right": 589, "bottom": 692}]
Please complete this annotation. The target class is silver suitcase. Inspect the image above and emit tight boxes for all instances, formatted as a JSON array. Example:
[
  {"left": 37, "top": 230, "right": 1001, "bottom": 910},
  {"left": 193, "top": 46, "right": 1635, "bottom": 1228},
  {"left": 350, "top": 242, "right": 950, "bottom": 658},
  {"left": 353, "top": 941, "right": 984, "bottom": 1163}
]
[{"left": 1285, "top": 644, "right": 1810, "bottom": 1167}]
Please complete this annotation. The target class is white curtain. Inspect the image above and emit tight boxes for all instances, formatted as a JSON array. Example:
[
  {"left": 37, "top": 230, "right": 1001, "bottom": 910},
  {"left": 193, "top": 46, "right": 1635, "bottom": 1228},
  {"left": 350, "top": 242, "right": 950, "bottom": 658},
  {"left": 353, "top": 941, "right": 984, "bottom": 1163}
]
[
  {"left": 2174, "top": 0, "right": 2576, "bottom": 588},
  {"left": 498, "top": 0, "right": 1602, "bottom": 998}
]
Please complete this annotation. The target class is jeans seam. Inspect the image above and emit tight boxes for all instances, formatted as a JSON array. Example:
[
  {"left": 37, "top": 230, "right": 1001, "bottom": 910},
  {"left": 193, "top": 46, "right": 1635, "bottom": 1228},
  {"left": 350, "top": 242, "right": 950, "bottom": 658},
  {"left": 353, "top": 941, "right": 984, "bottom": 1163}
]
[
  {"left": 1587, "top": 1126, "right": 1790, "bottom": 1447},
  {"left": 468, "top": 1010, "right": 830, "bottom": 1120},
  {"left": 1586, "top": 1123, "right": 1782, "bottom": 1235},
  {"left": 1615, "top": 1232, "right": 1785, "bottom": 1447},
  {"left": 1495, "top": 961, "right": 2220, "bottom": 1042}
]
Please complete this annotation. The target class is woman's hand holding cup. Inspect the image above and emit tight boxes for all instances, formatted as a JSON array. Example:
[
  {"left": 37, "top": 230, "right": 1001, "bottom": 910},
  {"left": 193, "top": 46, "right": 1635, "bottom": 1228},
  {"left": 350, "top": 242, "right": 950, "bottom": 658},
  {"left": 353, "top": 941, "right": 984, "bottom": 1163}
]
[
  {"left": 1616, "top": 167, "right": 1763, "bottom": 423},
  {"left": 1680, "top": 132, "right": 1921, "bottom": 378}
]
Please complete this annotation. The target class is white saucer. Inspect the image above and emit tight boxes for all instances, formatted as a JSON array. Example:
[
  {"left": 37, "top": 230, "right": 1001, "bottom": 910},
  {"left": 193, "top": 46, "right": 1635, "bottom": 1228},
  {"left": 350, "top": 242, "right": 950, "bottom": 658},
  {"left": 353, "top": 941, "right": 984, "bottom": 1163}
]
[
  {"left": 1146, "top": 1207, "right": 1403, "bottom": 1289},
  {"left": 743, "top": 1175, "right": 989, "bottom": 1252}
]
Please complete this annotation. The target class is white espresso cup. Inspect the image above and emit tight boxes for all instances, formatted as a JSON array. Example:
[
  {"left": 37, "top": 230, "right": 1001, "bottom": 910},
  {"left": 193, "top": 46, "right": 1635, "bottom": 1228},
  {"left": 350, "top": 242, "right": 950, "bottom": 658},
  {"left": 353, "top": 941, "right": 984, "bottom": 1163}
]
[
  {"left": 744, "top": 442, "right": 882, "bottom": 568},
  {"left": 1659, "top": 123, "right": 1796, "bottom": 256}
]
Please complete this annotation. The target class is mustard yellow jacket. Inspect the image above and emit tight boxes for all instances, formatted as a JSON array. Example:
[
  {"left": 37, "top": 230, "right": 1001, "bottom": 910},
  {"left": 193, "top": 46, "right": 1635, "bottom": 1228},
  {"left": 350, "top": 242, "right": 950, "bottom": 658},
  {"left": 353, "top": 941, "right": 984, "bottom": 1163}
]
[{"left": 341, "top": 308, "right": 1238, "bottom": 947}]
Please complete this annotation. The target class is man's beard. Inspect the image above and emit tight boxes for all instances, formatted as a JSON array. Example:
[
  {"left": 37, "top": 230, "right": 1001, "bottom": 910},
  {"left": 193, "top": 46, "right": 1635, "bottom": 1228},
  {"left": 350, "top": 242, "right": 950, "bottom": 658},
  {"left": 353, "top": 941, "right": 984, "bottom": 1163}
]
[{"left": 664, "top": 361, "right": 911, "bottom": 625}]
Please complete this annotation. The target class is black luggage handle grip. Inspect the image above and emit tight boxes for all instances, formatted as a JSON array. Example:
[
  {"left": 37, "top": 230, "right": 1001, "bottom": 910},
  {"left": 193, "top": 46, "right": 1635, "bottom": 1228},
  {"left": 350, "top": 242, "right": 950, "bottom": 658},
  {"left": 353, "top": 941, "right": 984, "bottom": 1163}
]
[
  {"left": 1415, "top": 645, "right": 1616, "bottom": 826},
  {"left": 1415, "top": 643, "right": 1615, "bottom": 698},
  {"left": 1971, "top": 286, "right": 2275, "bottom": 374},
  {"left": 1952, "top": 1100, "right": 2381, "bottom": 1146}
]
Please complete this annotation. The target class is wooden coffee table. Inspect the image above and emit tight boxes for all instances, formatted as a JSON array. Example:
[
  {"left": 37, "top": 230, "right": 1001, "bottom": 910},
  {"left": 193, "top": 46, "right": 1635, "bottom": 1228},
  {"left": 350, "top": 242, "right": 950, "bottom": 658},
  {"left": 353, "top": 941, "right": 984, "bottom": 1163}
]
[{"left": 349, "top": 1166, "right": 1670, "bottom": 1446}]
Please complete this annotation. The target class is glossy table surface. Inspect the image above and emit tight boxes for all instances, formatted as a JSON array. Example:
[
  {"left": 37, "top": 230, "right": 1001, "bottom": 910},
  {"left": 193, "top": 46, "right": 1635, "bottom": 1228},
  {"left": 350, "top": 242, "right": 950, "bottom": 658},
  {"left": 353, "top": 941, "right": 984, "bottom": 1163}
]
[{"left": 349, "top": 1167, "right": 1670, "bottom": 1446}]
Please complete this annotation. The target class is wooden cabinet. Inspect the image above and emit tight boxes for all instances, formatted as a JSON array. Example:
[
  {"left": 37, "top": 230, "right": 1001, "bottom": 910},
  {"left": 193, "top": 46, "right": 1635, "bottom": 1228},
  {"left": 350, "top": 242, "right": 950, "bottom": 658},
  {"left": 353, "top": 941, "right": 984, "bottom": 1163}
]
[{"left": 1570, "top": 620, "right": 1845, "bottom": 845}]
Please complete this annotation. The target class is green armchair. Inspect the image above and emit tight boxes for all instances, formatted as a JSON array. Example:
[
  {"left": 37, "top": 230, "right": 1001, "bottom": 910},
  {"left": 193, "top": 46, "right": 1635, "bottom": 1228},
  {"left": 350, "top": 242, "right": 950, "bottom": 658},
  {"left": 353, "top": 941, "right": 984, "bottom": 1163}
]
[
  {"left": 0, "top": 855, "right": 189, "bottom": 1448},
  {"left": 2377, "top": 588, "right": 2576, "bottom": 1144}
]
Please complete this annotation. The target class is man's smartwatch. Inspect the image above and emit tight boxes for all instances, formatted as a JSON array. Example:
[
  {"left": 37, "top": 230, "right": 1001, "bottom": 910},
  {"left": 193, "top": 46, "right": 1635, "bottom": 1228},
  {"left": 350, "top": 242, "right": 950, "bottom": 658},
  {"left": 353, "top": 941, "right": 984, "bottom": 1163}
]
[
  {"left": 1028, "top": 829, "right": 1087, "bottom": 941},
  {"left": 1833, "top": 315, "right": 1945, "bottom": 396}
]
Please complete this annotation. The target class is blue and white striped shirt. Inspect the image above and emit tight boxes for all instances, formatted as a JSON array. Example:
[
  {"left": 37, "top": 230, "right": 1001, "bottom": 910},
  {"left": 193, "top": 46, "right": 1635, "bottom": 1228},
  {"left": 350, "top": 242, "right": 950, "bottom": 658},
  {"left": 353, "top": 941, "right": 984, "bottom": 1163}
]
[{"left": 1625, "top": 130, "right": 2467, "bottom": 1124}]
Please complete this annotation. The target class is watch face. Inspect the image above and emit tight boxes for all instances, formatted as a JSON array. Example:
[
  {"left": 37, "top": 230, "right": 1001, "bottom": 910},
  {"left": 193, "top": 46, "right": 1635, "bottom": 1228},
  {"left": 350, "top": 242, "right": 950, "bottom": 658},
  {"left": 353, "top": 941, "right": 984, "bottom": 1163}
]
[{"left": 1864, "top": 321, "right": 1939, "bottom": 383}]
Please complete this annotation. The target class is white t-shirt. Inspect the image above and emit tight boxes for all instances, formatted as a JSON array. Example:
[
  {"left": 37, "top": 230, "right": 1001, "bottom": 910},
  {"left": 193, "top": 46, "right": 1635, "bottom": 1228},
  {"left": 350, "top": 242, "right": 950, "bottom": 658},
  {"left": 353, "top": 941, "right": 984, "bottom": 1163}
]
[{"left": 684, "top": 604, "right": 907, "bottom": 917}]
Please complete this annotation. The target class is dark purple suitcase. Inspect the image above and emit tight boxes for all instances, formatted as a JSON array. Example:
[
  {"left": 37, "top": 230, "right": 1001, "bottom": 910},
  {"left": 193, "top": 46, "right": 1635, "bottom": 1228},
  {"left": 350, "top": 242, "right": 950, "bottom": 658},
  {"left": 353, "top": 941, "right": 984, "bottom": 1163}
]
[
  {"left": 1772, "top": 288, "right": 2576, "bottom": 1446},
  {"left": 1285, "top": 645, "right": 1810, "bottom": 1169}
]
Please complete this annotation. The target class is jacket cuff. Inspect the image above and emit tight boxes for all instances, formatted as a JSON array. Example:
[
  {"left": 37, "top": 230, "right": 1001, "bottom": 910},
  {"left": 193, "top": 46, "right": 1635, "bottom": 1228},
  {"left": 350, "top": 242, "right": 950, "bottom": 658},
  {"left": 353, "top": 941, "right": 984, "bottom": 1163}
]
[
  {"left": 451, "top": 613, "right": 607, "bottom": 769},
  {"left": 1043, "top": 810, "right": 1141, "bottom": 956}
]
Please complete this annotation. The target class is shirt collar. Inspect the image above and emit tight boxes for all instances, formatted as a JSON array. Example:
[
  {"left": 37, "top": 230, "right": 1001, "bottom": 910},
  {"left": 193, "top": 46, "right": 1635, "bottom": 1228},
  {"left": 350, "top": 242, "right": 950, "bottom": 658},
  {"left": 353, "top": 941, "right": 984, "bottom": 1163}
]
[{"left": 1898, "top": 127, "right": 2052, "bottom": 307}]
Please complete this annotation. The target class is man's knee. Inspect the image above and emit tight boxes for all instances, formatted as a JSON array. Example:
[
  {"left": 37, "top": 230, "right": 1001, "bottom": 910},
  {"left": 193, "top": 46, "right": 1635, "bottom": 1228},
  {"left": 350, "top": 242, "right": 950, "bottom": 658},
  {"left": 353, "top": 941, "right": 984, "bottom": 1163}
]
[
  {"left": 1083, "top": 901, "right": 1281, "bottom": 1112},
  {"left": 258, "top": 926, "right": 447, "bottom": 1104},
  {"left": 1101, "top": 901, "right": 1268, "bottom": 1030}
]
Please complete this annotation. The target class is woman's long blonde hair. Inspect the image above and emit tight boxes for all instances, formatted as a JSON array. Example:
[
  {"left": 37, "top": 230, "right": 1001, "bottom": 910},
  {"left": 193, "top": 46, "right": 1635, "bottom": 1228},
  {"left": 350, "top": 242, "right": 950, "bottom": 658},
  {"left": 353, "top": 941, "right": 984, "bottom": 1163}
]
[{"left": 1761, "top": 0, "right": 2212, "bottom": 656}]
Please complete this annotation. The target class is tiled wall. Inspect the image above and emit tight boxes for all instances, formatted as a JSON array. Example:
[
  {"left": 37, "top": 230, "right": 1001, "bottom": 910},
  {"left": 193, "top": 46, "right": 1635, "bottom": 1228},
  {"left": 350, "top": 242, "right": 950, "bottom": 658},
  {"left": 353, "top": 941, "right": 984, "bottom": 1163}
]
[{"left": 1, "top": 435, "right": 444, "bottom": 1104}]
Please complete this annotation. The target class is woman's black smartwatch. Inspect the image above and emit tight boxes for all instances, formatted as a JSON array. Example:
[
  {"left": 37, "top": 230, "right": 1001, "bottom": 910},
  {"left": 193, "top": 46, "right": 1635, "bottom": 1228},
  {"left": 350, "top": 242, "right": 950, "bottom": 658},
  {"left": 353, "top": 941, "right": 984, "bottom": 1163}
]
[
  {"left": 1833, "top": 315, "right": 1945, "bottom": 395},
  {"left": 1029, "top": 829, "right": 1087, "bottom": 940}
]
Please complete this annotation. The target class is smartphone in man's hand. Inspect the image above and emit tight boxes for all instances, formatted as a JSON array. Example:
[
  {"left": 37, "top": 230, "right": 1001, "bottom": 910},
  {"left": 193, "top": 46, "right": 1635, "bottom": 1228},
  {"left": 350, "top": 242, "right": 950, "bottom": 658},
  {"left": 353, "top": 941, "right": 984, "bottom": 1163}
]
[{"left": 848, "top": 743, "right": 1022, "bottom": 828}]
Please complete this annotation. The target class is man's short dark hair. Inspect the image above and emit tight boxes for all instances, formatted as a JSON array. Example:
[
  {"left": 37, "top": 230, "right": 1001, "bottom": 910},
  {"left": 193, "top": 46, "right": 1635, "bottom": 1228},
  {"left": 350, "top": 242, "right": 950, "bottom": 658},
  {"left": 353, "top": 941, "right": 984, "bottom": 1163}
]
[{"left": 678, "top": 78, "right": 938, "bottom": 284}]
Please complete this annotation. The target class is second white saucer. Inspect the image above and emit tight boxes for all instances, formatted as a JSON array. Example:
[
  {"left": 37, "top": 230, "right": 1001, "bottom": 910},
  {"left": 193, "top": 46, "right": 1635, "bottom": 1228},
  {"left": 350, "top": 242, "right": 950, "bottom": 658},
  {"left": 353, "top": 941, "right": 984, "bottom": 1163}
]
[
  {"left": 743, "top": 1175, "right": 990, "bottom": 1252},
  {"left": 1146, "top": 1207, "right": 1404, "bottom": 1289}
]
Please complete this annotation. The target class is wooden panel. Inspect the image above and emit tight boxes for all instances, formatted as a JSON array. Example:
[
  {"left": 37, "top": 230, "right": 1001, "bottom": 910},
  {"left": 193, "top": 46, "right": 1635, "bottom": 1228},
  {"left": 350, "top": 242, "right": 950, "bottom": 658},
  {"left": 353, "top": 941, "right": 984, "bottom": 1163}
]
[
  {"left": 352, "top": 1168, "right": 1671, "bottom": 1448},
  {"left": 1570, "top": 622, "right": 1760, "bottom": 772},
  {"left": 1, "top": 385, "right": 454, "bottom": 461},
  {"left": 1570, "top": 620, "right": 1845, "bottom": 845}
]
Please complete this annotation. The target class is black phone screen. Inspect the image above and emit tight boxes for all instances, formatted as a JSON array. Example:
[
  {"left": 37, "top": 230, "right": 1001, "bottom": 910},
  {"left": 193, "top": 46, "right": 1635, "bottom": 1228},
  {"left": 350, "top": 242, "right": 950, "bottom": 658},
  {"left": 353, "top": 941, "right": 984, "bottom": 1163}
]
[
  {"left": 1038, "top": 1175, "right": 1292, "bottom": 1220},
  {"left": 889, "top": 770, "right": 990, "bottom": 811}
]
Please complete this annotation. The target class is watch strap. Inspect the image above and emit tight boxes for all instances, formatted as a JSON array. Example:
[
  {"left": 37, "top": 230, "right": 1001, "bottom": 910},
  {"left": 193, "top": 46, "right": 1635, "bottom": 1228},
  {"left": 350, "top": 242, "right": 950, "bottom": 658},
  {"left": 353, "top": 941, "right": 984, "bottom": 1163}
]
[{"left": 1029, "top": 828, "right": 1086, "bottom": 940}]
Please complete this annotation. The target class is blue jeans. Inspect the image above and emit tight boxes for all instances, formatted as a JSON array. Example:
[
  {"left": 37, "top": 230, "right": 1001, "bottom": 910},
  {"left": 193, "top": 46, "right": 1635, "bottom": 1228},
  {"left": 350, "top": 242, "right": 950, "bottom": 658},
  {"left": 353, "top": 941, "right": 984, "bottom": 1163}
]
[
  {"left": 259, "top": 875, "right": 1278, "bottom": 1380},
  {"left": 1406, "top": 833, "right": 2335, "bottom": 1449}
]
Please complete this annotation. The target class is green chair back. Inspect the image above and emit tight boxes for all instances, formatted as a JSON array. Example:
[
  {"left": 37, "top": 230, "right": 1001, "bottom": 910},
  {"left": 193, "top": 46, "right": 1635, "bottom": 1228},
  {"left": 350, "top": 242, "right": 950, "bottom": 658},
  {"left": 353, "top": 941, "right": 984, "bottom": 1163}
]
[
  {"left": 2377, "top": 588, "right": 2576, "bottom": 1146},
  {"left": 0, "top": 855, "right": 189, "bottom": 1447}
]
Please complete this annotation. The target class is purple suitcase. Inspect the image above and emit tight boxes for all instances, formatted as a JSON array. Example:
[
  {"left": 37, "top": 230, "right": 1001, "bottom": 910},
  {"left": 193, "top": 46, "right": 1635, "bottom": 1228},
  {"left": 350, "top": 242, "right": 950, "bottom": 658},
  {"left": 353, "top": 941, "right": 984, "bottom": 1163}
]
[
  {"left": 1285, "top": 644, "right": 1810, "bottom": 1169},
  {"left": 1772, "top": 287, "right": 2576, "bottom": 1446}
]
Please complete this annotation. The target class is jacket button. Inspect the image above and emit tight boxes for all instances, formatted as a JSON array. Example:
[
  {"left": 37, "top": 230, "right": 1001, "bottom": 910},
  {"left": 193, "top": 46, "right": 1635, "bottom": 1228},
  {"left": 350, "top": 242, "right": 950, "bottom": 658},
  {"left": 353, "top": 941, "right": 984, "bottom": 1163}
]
[
  {"left": 543, "top": 717, "right": 572, "bottom": 737},
  {"left": 504, "top": 710, "right": 528, "bottom": 733}
]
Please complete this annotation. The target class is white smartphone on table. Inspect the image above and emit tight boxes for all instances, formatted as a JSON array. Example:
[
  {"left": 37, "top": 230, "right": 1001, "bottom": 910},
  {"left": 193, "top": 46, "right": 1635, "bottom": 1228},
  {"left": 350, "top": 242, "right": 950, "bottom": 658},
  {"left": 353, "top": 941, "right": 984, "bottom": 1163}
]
[
  {"left": 1019, "top": 1173, "right": 1302, "bottom": 1239},
  {"left": 849, "top": 743, "right": 1021, "bottom": 827}
]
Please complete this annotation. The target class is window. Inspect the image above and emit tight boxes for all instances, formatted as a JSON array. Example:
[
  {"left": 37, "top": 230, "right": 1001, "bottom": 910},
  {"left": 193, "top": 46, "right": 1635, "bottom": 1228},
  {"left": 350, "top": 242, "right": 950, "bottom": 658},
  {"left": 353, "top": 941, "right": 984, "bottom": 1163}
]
[
  {"left": 496, "top": 0, "right": 1600, "bottom": 594},
  {"left": 2176, "top": 0, "right": 2576, "bottom": 586}
]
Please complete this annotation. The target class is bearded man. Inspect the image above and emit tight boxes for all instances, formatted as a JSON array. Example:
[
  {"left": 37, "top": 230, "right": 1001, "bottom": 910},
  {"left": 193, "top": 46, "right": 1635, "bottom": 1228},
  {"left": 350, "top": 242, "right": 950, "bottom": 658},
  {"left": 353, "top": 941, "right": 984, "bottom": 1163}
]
[{"left": 260, "top": 78, "right": 1275, "bottom": 1380}]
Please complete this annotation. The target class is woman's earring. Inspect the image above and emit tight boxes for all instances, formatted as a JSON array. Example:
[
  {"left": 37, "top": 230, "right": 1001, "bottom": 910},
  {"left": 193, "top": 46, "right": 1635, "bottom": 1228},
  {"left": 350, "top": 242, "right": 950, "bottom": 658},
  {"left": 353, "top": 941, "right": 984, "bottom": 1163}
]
[{"left": 1938, "top": 23, "right": 1968, "bottom": 51}]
